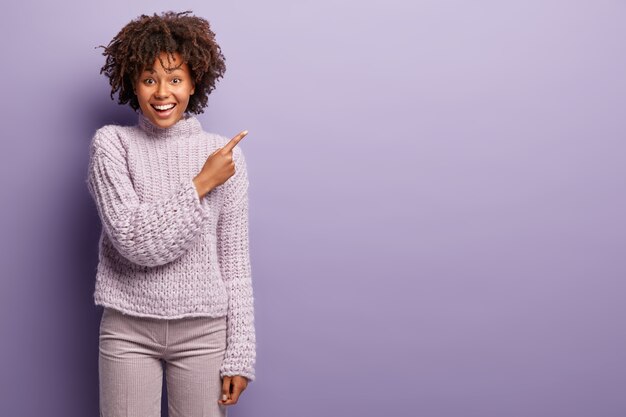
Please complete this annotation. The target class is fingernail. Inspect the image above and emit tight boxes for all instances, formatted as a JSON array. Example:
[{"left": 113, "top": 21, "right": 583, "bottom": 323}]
[{"left": 222, "top": 394, "right": 228, "bottom": 401}]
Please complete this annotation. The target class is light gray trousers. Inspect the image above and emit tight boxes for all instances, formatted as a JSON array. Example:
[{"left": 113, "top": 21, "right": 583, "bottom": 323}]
[{"left": 98, "top": 307, "right": 228, "bottom": 417}]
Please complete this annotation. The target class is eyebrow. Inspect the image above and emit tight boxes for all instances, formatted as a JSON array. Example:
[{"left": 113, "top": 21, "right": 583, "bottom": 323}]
[{"left": 143, "top": 67, "right": 184, "bottom": 74}]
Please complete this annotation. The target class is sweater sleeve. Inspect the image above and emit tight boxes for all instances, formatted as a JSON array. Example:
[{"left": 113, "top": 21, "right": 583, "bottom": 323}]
[
  {"left": 86, "top": 127, "right": 210, "bottom": 267},
  {"left": 217, "top": 146, "right": 256, "bottom": 381}
]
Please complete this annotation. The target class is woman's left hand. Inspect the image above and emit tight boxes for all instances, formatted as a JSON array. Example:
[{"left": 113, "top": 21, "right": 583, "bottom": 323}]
[{"left": 218, "top": 375, "right": 249, "bottom": 406}]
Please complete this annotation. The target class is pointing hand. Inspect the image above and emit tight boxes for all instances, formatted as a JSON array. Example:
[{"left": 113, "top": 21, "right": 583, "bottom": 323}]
[{"left": 193, "top": 130, "right": 248, "bottom": 198}]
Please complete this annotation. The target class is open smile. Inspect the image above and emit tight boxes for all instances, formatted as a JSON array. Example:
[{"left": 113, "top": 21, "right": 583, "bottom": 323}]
[{"left": 151, "top": 103, "right": 177, "bottom": 117}]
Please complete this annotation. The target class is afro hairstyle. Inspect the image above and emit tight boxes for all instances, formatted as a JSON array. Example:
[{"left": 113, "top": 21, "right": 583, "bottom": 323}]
[{"left": 97, "top": 10, "right": 226, "bottom": 114}]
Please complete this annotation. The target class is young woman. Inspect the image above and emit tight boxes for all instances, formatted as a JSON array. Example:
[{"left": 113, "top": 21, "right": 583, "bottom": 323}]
[{"left": 87, "top": 10, "right": 255, "bottom": 417}]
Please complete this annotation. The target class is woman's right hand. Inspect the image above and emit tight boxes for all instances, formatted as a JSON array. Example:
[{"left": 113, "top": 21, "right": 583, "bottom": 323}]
[{"left": 193, "top": 130, "right": 248, "bottom": 199}]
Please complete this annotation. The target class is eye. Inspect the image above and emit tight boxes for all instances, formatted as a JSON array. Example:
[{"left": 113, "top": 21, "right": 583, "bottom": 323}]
[
  {"left": 143, "top": 78, "right": 155, "bottom": 85},
  {"left": 172, "top": 78, "right": 182, "bottom": 84}
]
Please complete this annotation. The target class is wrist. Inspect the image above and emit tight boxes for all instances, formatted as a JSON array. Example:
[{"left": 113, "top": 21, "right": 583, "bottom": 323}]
[{"left": 193, "top": 175, "right": 216, "bottom": 199}]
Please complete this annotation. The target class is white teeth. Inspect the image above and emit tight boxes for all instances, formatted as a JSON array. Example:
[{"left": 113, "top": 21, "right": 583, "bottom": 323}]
[{"left": 153, "top": 103, "right": 175, "bottom": 110}]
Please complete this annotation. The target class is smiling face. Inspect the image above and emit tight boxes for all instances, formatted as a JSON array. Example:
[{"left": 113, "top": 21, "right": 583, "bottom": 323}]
[{"left": 134, "top": 51, "right": 195, "bottom": 128}]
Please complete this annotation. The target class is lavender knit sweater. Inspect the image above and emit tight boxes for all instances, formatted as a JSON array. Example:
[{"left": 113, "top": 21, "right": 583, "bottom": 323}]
[{"left": 86, "top": 111, "right": 256, "bottom": 381}]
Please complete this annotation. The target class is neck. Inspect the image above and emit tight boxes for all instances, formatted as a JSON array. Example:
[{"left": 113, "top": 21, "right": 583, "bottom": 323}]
[{"left": 137, "top": 111, "right": 202, "bottom": 139}]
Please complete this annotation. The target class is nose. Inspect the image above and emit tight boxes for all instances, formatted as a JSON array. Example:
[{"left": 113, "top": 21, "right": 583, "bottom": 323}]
[{"left": 155, "top": 81, "right": 170, "bottom": 99}]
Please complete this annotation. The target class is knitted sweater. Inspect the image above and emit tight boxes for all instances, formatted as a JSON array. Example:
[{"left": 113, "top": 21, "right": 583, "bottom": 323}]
[{"left": 86, "top": 111, "right": 255, "bottom": 381}]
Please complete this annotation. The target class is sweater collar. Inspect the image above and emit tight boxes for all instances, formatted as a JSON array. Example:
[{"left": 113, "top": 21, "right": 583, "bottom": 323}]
[{"left": 137, "top": 111, "right": 202, "bottom": 139}]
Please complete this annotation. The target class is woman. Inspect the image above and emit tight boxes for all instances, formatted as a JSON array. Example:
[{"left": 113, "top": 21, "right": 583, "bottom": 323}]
[{"left": 87, "top": 10, "right": 255, "bottom": 417}]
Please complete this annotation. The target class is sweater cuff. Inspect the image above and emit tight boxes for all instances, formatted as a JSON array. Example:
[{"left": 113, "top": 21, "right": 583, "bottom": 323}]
[
  {"left": 189, "top": 178, "right": 211, "bottom": 211},
  {"left": 220, "top": 366, "right": 256, "bottom": 382}
]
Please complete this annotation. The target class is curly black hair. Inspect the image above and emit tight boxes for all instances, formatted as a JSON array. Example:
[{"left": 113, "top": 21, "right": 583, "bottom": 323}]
[{"left": 96, "top": 10, "right": 226, "bottom": 114}]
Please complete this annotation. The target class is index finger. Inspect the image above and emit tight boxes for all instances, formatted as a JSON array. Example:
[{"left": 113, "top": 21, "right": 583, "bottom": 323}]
[
  {"left": 229, "top": 384, "right": 244, "bottom": 404},
  {"left": 223, "top": 130, "right": 248, "bottom": 153}
]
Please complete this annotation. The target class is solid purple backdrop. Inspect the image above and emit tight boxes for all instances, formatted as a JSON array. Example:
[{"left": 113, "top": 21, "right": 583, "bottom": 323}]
[{"left": 1, "top": 1, "right": 625, "bottom": 416}]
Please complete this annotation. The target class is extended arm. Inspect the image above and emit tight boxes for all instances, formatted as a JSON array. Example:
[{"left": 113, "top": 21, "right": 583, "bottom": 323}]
[{"left": 217, "top": 147, "right": 256, "bottom": 381}]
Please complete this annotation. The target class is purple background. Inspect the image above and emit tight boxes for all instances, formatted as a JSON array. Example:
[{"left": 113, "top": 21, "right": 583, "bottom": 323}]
[{"left": 1, "top": 1, "right": 625, "bottom": 416}]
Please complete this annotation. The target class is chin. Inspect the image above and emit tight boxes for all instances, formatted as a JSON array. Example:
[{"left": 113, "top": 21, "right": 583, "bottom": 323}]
[{"left": 150, "top": 113, "right": 183, "bottom": 128}]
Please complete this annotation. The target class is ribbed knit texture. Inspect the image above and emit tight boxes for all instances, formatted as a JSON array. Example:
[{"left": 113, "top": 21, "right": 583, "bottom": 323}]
[{"left": 86, "top": 111, "right": 256, "bottom": 381}]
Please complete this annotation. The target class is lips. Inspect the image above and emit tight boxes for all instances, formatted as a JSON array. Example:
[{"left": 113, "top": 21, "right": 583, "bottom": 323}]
[
  {"left": 151, "top": 103, "right": 177, "bottom": 118},
  {"left": 152, "top": 103, "right": 176, "bottom": 111}
]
